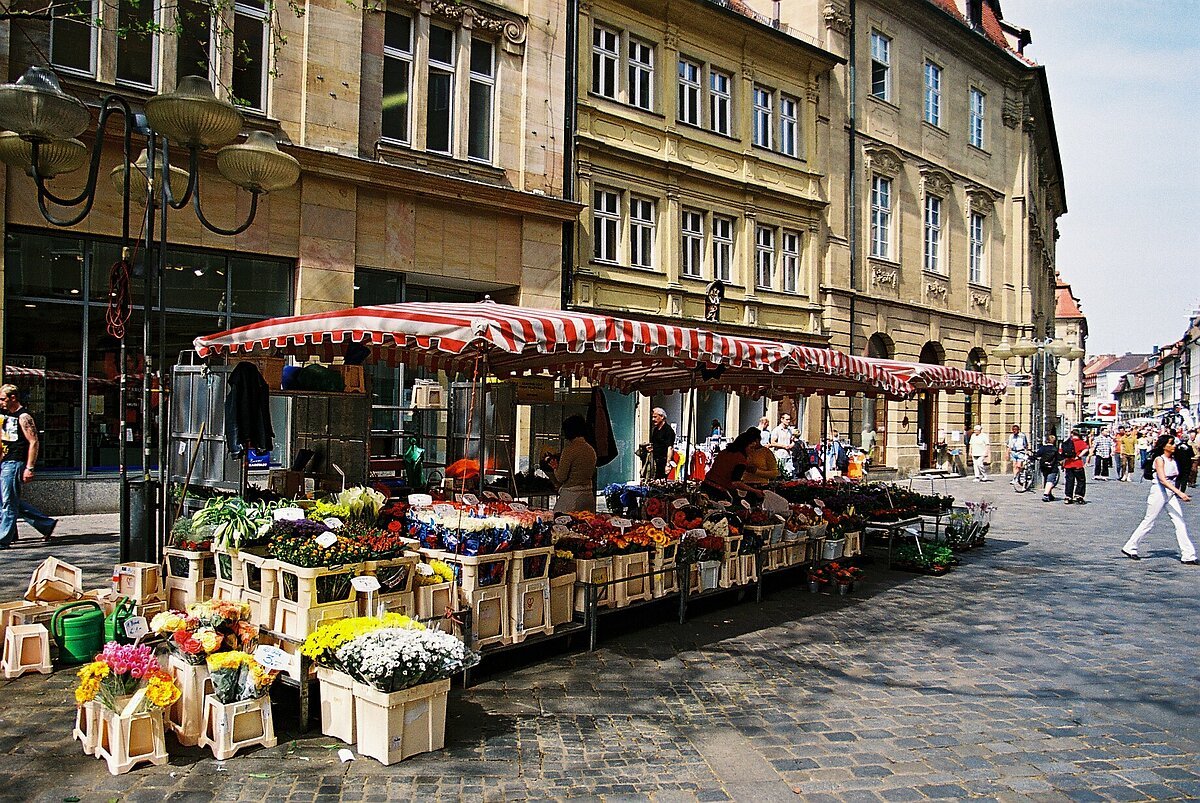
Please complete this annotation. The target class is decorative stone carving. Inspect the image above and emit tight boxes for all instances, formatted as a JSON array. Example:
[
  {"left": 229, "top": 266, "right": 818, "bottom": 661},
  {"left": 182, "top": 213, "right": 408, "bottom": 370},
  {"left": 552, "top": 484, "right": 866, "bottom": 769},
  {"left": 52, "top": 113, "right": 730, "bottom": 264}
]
[
  {"left": 872, "top": 266, "right": 898, "bottom": 286},
  {"left": 1002, "top": 90, "right": 1022, "bottom": 129},
  {"left": 925, "top": 281, "right": 948, "bottom": 299},
  {"left": 971, "top": 293, "right": 989, "bottom": 307},
  {"left": 864, "top": 144, "right": 902, "bottom": 178},
  {"left": 668, "top": 293, "right": 683, "bottom": 317},
  {"left": 919, "top": 166, "right": 952, "bottom": 198},
  {"left": 965, "top": 184, "right": 996, "bottom": 214},
  {"left": 823, "top": 2, "right": 851, "bottom": 35},
  {"left": 664, "top": 26, "right": 679, "bottom": 50},
  {"left": 744, "top": 304, "right": 759, "bottom": 326},
  {"left": 396, "top": 0, "right": 527, "bottom": 47}
]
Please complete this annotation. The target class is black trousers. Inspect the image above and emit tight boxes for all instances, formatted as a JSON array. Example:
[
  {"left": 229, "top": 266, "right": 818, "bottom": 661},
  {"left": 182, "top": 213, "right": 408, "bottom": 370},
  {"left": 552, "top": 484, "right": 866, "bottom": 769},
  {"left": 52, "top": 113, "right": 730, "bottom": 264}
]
[
  {"left": 1065, "top": 467, "right": 1086, "bottom": 499},
  {"left": 1095, "top": 456, "right": 1112, "bottom": 477}
]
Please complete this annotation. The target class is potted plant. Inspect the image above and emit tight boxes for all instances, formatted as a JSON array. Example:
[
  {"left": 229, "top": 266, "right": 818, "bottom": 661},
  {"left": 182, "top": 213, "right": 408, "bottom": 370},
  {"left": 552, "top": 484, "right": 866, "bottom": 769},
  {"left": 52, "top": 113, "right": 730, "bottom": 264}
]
[{"left": 694, "top": 536, "right": 725, "bottom": 591}]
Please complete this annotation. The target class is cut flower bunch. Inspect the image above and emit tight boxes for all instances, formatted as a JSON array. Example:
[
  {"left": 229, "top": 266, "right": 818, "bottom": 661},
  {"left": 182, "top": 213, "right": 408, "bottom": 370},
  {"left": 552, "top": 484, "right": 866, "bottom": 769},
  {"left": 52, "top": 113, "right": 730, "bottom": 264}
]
[
  {"left": 206, "top": 651, "right": 278, "bottom": 704},
  {"left": 75, "top": 642, "right": 181, "bottom": 713},
  {"left": 150, "top": 600, "right": 257, "bottom": 665},
  {"left": 335, "top": 626, "right": 480, "bottom": 693},
  {"left": 300, "top": 613, "right": 425, "bottom": 669}
]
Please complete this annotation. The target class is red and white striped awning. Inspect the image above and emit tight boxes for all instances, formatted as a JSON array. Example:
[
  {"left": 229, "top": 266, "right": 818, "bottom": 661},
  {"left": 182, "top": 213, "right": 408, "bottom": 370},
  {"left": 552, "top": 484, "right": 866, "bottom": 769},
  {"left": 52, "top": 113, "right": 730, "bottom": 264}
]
[
  {"left": 861, "top": 357, "right": 1006, "bottom": 396},
  {"left": 193, "top": 301, "right": 910, "bottom": 398},
  {"left": 2, "top": 366, "right": 117, "bottom": 385}
]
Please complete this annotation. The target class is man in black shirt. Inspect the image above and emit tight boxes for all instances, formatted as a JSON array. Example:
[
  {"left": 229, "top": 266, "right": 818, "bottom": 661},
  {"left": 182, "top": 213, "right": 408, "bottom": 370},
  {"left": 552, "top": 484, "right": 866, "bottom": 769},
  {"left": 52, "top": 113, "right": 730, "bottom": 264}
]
[
  {"left": 1173, "top": 430, "right": 1194, "bottom": 491},
  {"left": 0, "top": 384, "right": 57, "bottom": 548},
  {"left": 1034, "top": 434, "right": 1062, "bottom": 502},
  {"left": 649, "top": 407, "right": 676, "bottom": 480}
]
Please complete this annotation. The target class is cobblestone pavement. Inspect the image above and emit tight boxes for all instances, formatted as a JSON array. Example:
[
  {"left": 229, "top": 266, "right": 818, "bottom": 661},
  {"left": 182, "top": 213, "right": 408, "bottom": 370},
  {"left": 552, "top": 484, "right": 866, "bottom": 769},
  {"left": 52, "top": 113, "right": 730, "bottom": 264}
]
[{"left": 3, "top": 476, "right": 1200, "bottom": 802}]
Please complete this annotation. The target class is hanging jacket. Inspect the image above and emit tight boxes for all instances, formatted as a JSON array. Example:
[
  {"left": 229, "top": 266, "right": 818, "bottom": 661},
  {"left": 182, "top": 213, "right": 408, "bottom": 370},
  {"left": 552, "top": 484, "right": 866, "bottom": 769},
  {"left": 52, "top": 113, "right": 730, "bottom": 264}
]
[{"left": 225, "top": 361, "right": 274, "bottom": 457}]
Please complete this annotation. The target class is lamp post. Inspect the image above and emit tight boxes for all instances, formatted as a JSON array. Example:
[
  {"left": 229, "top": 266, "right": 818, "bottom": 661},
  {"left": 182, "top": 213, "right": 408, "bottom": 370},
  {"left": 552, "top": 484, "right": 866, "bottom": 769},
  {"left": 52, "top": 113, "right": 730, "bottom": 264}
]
[
  {"left": 0, "top": 66, "right": 300, "bottom": 561},
  {"left": 988, "top": 333, "right": 1084, "bottom": 444}
]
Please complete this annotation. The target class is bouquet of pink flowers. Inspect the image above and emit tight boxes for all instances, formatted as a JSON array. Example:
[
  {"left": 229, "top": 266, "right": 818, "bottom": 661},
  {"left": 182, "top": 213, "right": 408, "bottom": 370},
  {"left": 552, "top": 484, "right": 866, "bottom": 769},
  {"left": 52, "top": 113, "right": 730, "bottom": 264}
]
[{"left": 75, "top": 642, "right": 181, "bottom": 713}]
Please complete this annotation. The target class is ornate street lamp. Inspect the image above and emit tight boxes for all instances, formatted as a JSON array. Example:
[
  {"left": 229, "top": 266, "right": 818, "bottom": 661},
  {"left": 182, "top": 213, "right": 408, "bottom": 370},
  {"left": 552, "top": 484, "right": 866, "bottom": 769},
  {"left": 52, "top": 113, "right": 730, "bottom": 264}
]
[
  {"left": 0, "top": 65, "right": 301, "bottom": 560},
  {"left": 989, "top": 333, "right": 1085, "bottom": 443}
]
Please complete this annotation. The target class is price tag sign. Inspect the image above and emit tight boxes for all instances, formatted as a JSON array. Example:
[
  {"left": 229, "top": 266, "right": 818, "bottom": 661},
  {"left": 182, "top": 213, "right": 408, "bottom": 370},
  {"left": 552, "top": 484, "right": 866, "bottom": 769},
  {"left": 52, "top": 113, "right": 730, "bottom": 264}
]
[
  {"left": 498, "top": 492, "right": 513, "bottom": 502},
  {"left": 118, "top": 565, "right": 137, "bottom": 576},
  {"left": 274, "top": 507, "right": 305, "bottom": 522},
  {"left": 552, "top": 524, "right": 572, "bottom": 538},
  {"left": 461, "top": 493, "right": 480, "bottom": 506},
  {"left": 253, "top": 645, "right": 292, "bottom": 672},
  {"left": 672, "top": 498, "right": 688, "bottom": 510},
  {"left": 685, "top": 528, "right": 707, "bottom": 540},
  {"left": 407, "top": 494, "right": 433, "bottom": 507},
  {"left": 611, "top": 517, "right": 632, "bottom": 529},
  {"left": 554, "top": 515, "right": 572, "bottom": 526},
  {"left": 509, "top": 502, "right": 529, "bottom": 512},
  {"left": 323, "top": 517, "right": 344, "bottom": 530},
  {"left": 350, "top": 575, "right": 381, "bottom": 593},
  {"left": 482, "top": 491, "right": 498, "bottom": 500},
  {"left": 257, "top": 521, "right": 273, "bottom": 536},
  {"left": 432, "top": 504, "right": 454, "bottom": 517},
  {"left": 123, "top": 616, "right": 149, "bottom": 640},
  {"left": 718, "top": 500, "right": 732, "bottom": 507},
  {"left": 315, "top": 531, "right": 338, "bottom": 548},
  {"left": 651, "top": 517, "right": 667, "bottom": 530}
]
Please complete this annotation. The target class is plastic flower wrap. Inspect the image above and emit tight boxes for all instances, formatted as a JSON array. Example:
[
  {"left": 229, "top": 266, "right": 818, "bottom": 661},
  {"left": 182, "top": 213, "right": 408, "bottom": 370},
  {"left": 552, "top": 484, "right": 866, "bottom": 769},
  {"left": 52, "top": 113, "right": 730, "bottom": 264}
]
[
  {"left": 300, "top": 613, "right": 424, "bottom": 670},
  {"left": 206, "top": 651, "right": 278, "bottom": 704},
  {"left": 334, "top": 627, "right": 480, "bottom": 693},
  {"left": 74, "top": 642, "right": 180, "bottom": 713},
  {"left": 413, "top": 559, "right": 454, "bottom": 587},
  {"left": 153, "top": 601, "right": 258, "bottom": 664}
]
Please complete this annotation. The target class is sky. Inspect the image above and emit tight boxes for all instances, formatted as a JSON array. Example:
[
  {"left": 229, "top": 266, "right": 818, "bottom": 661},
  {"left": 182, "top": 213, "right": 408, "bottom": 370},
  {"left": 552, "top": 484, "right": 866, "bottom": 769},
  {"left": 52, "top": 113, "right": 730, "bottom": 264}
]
[{"left": 1000, "top": 0, "right": 1200, "bottom": 356}]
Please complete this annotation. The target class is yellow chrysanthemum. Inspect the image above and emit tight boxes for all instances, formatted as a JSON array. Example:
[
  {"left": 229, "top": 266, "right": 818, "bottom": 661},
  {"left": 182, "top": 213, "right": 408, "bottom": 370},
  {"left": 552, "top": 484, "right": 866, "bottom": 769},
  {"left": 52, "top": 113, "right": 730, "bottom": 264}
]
[{"left": 144, "top": 675, "right": 182, "bottom": 708}]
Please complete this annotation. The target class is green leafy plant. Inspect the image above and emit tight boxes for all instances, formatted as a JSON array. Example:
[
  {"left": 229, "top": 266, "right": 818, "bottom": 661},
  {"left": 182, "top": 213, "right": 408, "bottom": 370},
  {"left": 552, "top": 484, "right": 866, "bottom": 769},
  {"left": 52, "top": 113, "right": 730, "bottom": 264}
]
[{"left": 193, "top": 496, "right": 270, "bottom": 551}]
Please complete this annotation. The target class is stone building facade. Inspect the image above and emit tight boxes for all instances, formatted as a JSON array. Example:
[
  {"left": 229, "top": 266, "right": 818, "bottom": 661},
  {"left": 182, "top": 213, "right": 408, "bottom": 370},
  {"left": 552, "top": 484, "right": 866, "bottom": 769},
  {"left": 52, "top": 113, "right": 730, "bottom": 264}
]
[
  {"left": 1055, "top": 277, "right": 1086, "bottom": 433},
  {"left": 0, "top": 0, "right": 580, "bottom": 511}
]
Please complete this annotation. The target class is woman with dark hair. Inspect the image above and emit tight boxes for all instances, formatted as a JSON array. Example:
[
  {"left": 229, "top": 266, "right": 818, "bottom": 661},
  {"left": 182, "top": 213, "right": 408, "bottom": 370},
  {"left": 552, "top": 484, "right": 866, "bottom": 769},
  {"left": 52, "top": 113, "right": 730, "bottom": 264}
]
[
  {"left": 552, "top": 415, "right": 597, "bottom": 513},
  {"left": 1121, "top": 433, "right": 1197, "bottom": 564},
  {"left": 701, "top": 428, "right": 766, "bottom": 503}
]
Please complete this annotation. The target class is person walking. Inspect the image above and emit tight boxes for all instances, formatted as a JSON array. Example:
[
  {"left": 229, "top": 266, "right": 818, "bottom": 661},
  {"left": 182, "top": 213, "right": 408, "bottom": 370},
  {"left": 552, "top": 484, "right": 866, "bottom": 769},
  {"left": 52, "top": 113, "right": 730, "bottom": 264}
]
[
  {"left": 1118, "top": 427, "right": 1137, "bottom": 482},
  {"left": 1121, "top": 433, "right": 1198, "bottom": 564},
  {"left": 0, "top": 384, "right": 57, "bottom": 548},
  {"left": 1172, "top": 430, "right": 1194, "bottom": 491},
  {"left": 1007, "top": 425, "right": 1030, "bottom": 485},
  {"left": 649, "top": 407, "right": 675, "bottom": 480},
  {"left": 1135, "top": 429, "right": 1152, "bottom": 482},
  {"left": 769, "top": 413, "right": 795, "bottom": 475},
  {"left": 1062, "top": 428, "right": 1089, "bottom": 504},
  {"left": 1035, "top": 434, "right": 1061, "bottom": 501},
  {"left": 970, "top": 424, "right": 991, "bottom": 482},
  {"left": 1092, "top": 430, "right": 1115, "bottom": 481}
]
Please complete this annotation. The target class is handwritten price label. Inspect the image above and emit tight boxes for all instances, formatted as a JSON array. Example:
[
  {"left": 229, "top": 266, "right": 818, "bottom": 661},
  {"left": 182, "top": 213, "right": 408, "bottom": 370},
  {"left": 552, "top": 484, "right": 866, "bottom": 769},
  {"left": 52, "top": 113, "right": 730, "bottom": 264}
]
[
  {"left": 273, "top": 507, "right": 305, "bottom": 521},
  {"left": 552, "top": 524, "right": 572, "bottom": 538},
  {"left": 651, "top": 517, "right": 667, "bottom": 530},
  {"left": 672, "top": 498, "right": 688, "bottom": 510},
  {"left": 482, "top": 491, "right": 498, "bottom": 500},
  {"left": 350, "top": 575, "right": 381, "bottom": 593},
  {"left": 323, "top": 517, "right": 344, "bottom": 530},
  {"left": 685, "top": 528, "right": 707, "bottom": 540},
  {"left": 432, "top": 504, "right": 454, "bottom": 517},
  {"left": 509, "top": 502, "right": 529, "bottom": 512},
  {"left": 407, "top": 494, "right": 433, "bottom": 507},
  {"left": 253, "top": 645, "right": 292, "bottom": 672},
  {"left": 498, "top": 492, "right": 514, "bottom": 502},
  {"left": 461, "top": 493, "right": 480, "bottom": 507},
  {"left": 554, "top": 515, "right": 572, "bottom": 526},
  {"left": 314, "top": 532, "right": 338, "bottom": 548},
  {"left": 611, "top": 518, "right": 632, "bottom": 529},
  {"left": 123, "top": 616, "right": 149, "bottom": 639}
]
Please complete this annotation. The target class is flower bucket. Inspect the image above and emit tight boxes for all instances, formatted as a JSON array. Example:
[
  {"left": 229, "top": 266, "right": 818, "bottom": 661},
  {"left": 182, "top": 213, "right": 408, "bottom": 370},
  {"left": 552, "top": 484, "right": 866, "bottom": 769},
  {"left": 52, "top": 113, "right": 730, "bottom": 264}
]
[
  {"left": 353, "top": 678, "right": 450, "bottom": 765},
  {"left": 73, "top": 700, "right": 102, "bottom": 755},
  {"left": 197, "top": 695, "right": 277, "bottom": 760},
  {"left": 807, "top": 581, "right": 820, "bottom": 594},
  {"left": 166, "top": 654, "right": 212, "bottom": 747},
  {"left": 837, "top": 583, "right": 851, "bottom": 596},
  {"left": 94, "top": 705, "right": 169, "bottom": 775},
  {"left": 697, "top": 560, "right": 721, "bottom": 592}
]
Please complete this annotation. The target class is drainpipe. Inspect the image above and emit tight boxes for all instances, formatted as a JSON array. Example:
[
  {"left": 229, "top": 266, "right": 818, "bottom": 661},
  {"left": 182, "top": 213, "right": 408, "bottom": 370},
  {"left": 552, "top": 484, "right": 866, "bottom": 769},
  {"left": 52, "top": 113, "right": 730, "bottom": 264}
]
[
  {"left": 846, "top": 0, "right": 858, "bottom": 438},
  {"left": 560, "top": 0, "right": 579, "bottom": 311}
]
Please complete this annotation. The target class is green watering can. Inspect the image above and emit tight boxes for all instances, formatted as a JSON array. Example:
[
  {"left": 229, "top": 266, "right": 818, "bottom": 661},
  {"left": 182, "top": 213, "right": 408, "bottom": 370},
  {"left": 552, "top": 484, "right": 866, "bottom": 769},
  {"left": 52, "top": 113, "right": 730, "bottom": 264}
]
[
  {"left": 51, "top": 600, "right": 105, "bottom": 666},
  {"left": 105, "top": 597, "right": 136, "bottom": 644}
]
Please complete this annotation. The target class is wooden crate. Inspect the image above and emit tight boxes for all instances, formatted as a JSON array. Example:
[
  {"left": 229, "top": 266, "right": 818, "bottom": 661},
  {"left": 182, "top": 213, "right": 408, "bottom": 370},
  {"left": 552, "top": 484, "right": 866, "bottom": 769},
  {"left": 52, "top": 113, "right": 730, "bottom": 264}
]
[
  {"left": 316, "top": 667, "right": 355, "bottom": 744},
  {"left": 804, "top": 537, "right": 825, "bottom": 565},
  {"left": 463, "top": 584, "right": 509, "bottom": 649},
  {"left": 0, "top": 600, "right": 35, "bottom": 643},
  {"left": 719, "top": 551, "right": 741, "bottom": 589},
  {"left": 573, "top": 557, "right": 614, "bottom": 613},
  {"left": 613, "top": 552, "right": 652, "bottom": 606},
  {"left": 113, "top": 562, "right": 162, "bottom": 604},
  {"left": 362, "top": 555, "right": 418, "bottom": 616},
  {"left": 437, "top": 552, "right": 510, "bottom": 596},
  {"left": 241, "top": 588, "right": 275, "bottom": 628},
  {"left": 25, "top": 557, "right": 82, "bottom": 601},
  {"left": 651, "top": 551, "right": 677, "bottom": 598},
  {"left": 1, "top": 623, "right": 51, "bottom": 678},
  {"left": 272, "top": 598, "right": 357, "bottom": 640},
  {"left": 213, "top": 550, "right": 244, "bottom": 585},
  {"left": 549, "top": 574, "right": 574, "bottom": 627},
  {"left": 197, "top": 695, "right": 277, "bottom": 760},
  {"left": 240, "top": 553, "right": 278, "bottom": 597},
  {"left": 843, "top": 530, "right": 862, "bottom": 557},
  {"left": 509, "top": 547, "right": 553, "bottom": 584},
  {"left": 9, "top": 602, "right": 59, "bottom": 629},
  {"left": 211, "top": 579, "right": 243, "bottom": 603},
  {"left": 361, "top": 590, "right": 415, "bottom": 618}
]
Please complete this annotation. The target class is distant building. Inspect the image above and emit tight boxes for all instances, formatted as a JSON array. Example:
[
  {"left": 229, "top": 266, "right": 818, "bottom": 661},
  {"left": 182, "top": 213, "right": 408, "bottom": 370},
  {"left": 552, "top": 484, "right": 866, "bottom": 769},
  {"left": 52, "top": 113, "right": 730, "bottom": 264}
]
[
  {"left": 1054, "top": 277, "right": 1086, "bottom": 434},
  {"left": 1084, "top": 353, "right": 1152, "bottom": 419}
]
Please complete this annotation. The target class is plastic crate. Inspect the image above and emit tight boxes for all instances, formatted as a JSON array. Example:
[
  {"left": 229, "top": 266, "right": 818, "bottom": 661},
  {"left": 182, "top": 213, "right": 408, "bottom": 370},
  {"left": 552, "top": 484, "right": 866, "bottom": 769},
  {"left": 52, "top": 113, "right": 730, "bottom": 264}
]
[
  {"left": 510, "top": 577, "right": 552, "bottom": 643},
  {"left": 509, "top": 547, "right": 553, "bottom": 584},
  {"left": 613, "top": 552, "right": 652, "bottom": 606},
  {"left": 163, "top": 548, "right": 216, "bottom": 584},
  {"left": 573, "top": 557, "right": 614, "bottom": 613}
]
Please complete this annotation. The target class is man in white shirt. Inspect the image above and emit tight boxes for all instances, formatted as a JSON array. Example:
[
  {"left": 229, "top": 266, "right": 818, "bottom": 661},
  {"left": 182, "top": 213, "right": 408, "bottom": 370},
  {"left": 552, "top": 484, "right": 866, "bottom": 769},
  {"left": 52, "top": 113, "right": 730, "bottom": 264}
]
[
  {"left": 1007, "top": 425, "right": 1030, "bottom": 484},
  {"left": 770, "top": 414, "right": 795, "bottom": 474},
  {"left": 970, "top": 424, "right": 992, "bottom": 481}
]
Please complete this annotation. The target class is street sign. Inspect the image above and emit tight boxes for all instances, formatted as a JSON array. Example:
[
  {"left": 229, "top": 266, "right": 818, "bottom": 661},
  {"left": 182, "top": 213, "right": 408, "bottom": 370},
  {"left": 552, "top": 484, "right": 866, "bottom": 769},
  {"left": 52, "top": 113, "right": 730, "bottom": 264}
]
[
  {"left": 1096, "top": 402, "right": 1117, "bottom": 419},
  {"left": 1007, "top": 373, "right": 1032, "bottom": 387}
]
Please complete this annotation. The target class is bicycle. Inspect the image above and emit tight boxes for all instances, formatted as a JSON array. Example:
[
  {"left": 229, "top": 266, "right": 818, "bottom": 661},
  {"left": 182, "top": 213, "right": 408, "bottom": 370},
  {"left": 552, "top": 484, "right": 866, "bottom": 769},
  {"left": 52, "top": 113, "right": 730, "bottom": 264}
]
[{"left": 1012, "top": 454, "right": 1036, "bottom": 493}]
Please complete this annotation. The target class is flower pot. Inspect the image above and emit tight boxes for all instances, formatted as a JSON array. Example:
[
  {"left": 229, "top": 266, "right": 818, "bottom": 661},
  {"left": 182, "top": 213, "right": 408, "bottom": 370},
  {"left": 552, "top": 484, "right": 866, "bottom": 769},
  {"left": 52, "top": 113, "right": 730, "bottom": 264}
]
[
  {"left": 316, "top": 667, "right": 356, "bottom": 744},
  {"left": 197, "top": 695, "right": 277, "bottom": 760},
  {"left": 837, "top": 583, "right": 851, "bottom": 596},
  {"left": 94, "top": 705, "right": 169, "bottom": 775},
  {"left": 352, "top": 678, "right": 450, "bottom": 765},
  {"left": 808, "top": 581, "right": 820, "bottom": 594},
  {"left": 697, "top": 560, "right": 721, "bottom": 592}
]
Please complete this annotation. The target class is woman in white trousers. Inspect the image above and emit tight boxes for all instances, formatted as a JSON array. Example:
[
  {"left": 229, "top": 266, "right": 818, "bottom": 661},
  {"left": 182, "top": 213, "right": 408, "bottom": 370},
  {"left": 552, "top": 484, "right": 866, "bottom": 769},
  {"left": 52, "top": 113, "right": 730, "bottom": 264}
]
[{"left": 1122, "top": 434, "right": 1198, "bottom": 564}]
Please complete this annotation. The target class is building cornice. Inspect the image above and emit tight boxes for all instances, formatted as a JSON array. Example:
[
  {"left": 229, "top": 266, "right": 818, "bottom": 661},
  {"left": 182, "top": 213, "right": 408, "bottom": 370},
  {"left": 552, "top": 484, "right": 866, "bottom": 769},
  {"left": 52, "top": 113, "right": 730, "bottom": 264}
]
[{"left": 289, "top": 146, "right": 583, "bottom": 222}]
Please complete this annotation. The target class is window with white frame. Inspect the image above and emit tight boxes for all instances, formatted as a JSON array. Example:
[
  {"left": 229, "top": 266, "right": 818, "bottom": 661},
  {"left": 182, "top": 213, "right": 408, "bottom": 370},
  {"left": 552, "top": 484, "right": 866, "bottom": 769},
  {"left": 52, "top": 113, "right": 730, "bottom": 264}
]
[
  {"left": 712, "top": 215, "right": 733, "bottom": 282},
  {"left": 592, "top": 25, "right": 619, "bottom": 99},
  {"left": 627, "top": 39, "right": 654, "bottom": 111},
  {"left": 593, "top": 188, "right": 620, "bottom": 263},
  {"left": 678, "top": 58, "right": 701, "bottom": 126},
  {"left": 781, "top": 229, "right": 802, "bottom": 293},
  {"left": 755, "top": 225, "right": 775, "bottom": 289},
  {"left": 468, "top": 39, "right": 495, "bottom": 162},
  {"left": 232, "top": 0, "right": 269, "bottom": 110},
  {"left": 425, "top": 24, "right": 455, "bottom": 154},
  {"left": 176, "top": 0, "right": 215, "bottom": 85},
  {"left": 116, "top": 0, "right": 158, "bottom": 88},
  {"left": 923, "top": 60, "right": 942, "bottom": 127},
  {"left": 870, "top": 176, "right": 892, "bottom": 259},
  {"left": 629, "top": 196, "right": 656, "bottom": 269},
  {"left": 870, "top": 31, "right": 891, "bottom": 101},
  {"left": 752, "top": 85, "right": 773, "bottom": 148},
  {"left": 709, "top": 70, "right": 731, "bottom": 135},
  {"left": 969, "top": 212, "right": 986, "bottom": 283},
  {"left": 779, "top": 94, "right": 799, "bottom": 157},
  {"left": 50, "top": 0, "right": 97, "bottom": 76},
  {"left": 923, "top": 194, "right": 943, "bottom": 273},
  {"left": 681, "top": 209, "right": 704, "bottom": 278},
  {"left": 381, "top": 11, "right": 413, "bottom": 143},
  {"left": 969, "top": 87, "right": 986, "bottom": 148}
]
